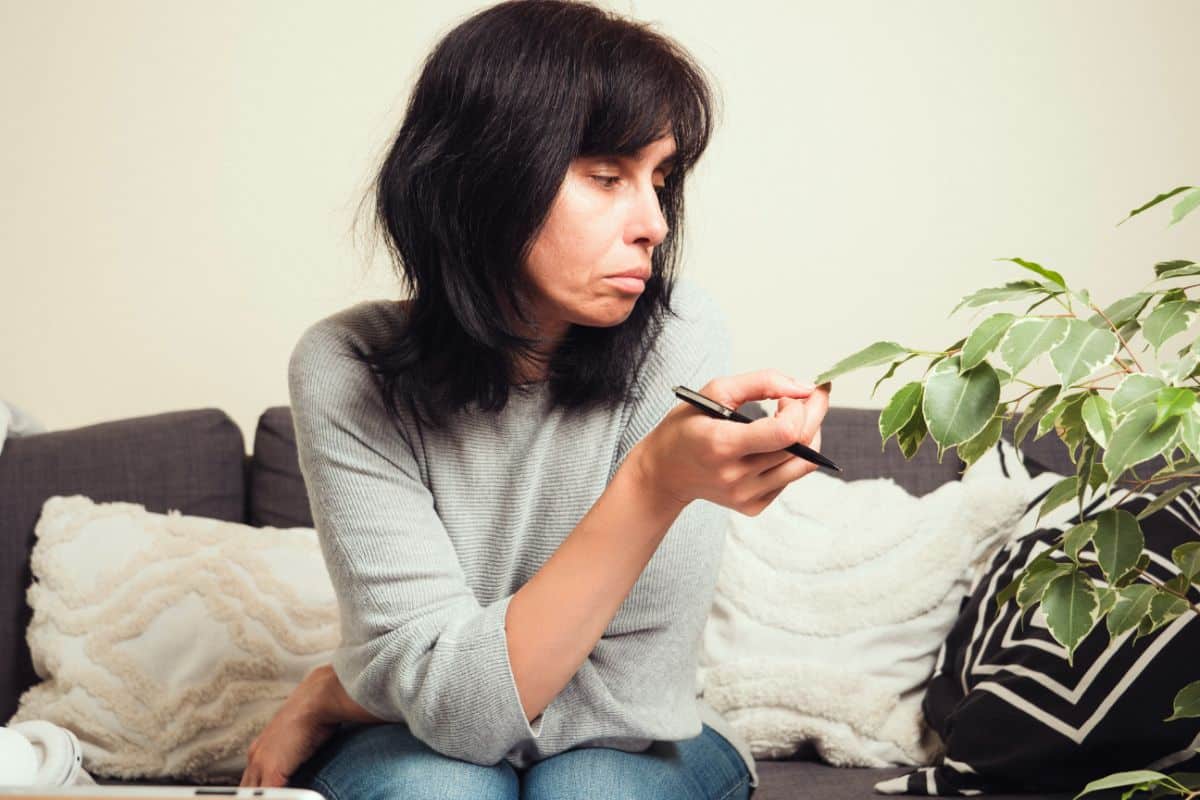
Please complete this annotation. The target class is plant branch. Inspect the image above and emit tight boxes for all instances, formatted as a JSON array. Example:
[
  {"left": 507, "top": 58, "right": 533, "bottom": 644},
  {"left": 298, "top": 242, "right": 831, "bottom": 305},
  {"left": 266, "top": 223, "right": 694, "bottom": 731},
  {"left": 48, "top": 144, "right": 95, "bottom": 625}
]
[{"left": 1090, "top": 302, "right": 1146, "bottom": 372}]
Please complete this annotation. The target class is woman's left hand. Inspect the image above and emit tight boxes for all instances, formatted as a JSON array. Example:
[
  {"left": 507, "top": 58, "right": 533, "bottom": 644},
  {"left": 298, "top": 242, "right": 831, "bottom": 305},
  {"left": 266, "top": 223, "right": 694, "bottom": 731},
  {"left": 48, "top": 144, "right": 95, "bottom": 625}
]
[{"left": 239, "top": 665, "right": 342, "bottom": 788}]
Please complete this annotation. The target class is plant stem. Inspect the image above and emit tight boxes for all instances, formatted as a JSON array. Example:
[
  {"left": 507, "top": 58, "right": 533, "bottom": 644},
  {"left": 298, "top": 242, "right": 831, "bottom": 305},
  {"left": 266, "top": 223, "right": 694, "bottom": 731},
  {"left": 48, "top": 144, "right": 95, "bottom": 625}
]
[{"left": 1089, "top": 302, "right": 1146, "bottom": 372}]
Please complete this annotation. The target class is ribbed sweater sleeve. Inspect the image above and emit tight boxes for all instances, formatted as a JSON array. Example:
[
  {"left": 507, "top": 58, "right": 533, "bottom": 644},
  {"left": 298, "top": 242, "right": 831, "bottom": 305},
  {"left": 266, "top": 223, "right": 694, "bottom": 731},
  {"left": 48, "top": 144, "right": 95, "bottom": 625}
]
[
  {"left": 286, "top": 279, "right": 740, "bottom": 773},
  {"left": 287, "top": 322, "right": 543, "bottom": 765}
]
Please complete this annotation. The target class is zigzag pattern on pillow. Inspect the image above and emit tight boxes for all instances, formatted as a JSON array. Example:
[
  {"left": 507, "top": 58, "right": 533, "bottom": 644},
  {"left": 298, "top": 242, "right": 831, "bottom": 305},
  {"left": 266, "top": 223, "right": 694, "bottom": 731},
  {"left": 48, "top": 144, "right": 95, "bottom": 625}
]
[{"left": 11, "top": 495, "right": 339, "bottom": 782}]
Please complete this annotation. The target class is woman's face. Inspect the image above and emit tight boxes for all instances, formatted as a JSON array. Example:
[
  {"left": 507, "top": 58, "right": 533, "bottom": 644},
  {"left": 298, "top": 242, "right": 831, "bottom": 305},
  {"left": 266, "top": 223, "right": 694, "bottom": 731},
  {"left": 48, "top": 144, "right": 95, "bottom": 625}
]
[{"left": 517, "top": 133, "right": 676, "bottom": 354}]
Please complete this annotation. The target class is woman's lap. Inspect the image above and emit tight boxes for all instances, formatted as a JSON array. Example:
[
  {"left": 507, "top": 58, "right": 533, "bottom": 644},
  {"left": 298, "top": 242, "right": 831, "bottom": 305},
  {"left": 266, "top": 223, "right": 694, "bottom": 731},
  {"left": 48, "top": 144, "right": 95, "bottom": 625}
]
[
  {"left": 521, "top": 724, "right": 751, "bottom": 800},
  {"left": 289, "top": 721, "right": 750, "bottom": 800}
]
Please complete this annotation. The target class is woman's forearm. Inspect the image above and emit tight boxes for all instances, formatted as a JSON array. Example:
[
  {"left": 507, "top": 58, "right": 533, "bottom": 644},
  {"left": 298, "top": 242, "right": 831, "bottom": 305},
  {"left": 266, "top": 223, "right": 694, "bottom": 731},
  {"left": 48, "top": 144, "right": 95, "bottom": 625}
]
[
  {"left": 504, "top": 442, "right": 689, "bottom": 724},
  {"left": 303, "top": 664, "right": 386, "bottom": 725}
]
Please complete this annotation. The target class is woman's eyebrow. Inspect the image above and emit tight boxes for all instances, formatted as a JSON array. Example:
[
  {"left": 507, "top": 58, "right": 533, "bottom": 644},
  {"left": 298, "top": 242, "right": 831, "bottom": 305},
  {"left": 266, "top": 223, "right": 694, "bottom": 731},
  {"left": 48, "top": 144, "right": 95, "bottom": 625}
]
[
  {"left": 621, "top": 152, "right": 678, "bottom": 170},
  {"left": 585, "top": 151, "right": 677, "bottom": 172}
]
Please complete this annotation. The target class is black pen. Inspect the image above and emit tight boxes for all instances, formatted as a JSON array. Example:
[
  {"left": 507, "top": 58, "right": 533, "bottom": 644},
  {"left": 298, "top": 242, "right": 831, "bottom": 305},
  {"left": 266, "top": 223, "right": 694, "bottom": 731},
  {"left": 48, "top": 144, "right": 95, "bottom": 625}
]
[{"left": 672, "top": 385, "right": 841, "bottom": 472}]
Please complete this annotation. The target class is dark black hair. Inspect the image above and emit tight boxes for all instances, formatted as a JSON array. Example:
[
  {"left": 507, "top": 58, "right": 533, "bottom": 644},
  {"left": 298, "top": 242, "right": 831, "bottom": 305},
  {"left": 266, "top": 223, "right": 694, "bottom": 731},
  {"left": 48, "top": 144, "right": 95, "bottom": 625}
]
[{"left": 354, "top": 0, "right": 718, "bottom": 430}]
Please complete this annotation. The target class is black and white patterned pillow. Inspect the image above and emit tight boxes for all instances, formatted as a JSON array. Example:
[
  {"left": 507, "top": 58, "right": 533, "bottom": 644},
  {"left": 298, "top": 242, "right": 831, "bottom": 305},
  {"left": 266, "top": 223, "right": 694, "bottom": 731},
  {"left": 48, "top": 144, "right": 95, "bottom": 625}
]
[{"left": 876, "top": 439, "right": 1200, "bottom": 796}]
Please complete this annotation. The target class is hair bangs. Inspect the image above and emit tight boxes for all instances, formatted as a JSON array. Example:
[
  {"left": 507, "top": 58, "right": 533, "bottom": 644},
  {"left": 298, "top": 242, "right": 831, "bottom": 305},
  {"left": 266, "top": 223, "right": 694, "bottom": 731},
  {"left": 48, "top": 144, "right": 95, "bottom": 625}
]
[{"left": 576, "top": 25, "right": 715, "bottom": 177}]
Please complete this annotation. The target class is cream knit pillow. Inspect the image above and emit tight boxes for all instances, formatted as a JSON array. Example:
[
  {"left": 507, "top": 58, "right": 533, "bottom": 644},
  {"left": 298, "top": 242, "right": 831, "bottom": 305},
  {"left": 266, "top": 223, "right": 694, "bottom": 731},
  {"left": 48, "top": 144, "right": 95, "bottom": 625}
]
[
  {"left": 696, "top": 443, "right": 1045, "bottom": 769},
  {"left": 10, "top": 495, "right": 339, "bottom": 782}
]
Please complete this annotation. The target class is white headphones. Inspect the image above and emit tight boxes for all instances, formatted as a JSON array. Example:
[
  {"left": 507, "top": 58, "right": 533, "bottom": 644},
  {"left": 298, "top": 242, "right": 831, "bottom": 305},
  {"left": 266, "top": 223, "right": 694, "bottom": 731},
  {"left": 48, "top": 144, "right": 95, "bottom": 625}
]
[{"left": 0, "top": 721, "right": 93, "bottom": 787}]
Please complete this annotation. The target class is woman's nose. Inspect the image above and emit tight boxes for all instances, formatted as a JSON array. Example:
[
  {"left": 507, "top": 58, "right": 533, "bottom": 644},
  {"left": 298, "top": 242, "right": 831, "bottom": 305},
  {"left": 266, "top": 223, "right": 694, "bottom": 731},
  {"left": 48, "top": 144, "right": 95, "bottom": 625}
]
[{"left": 632, "top": 185, "right": 669, "bottom": 246}]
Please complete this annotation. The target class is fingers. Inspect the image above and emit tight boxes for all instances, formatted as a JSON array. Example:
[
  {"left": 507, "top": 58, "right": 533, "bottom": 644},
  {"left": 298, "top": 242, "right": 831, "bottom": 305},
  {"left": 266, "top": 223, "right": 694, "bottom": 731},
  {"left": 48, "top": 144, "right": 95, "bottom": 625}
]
[
  {"left": 784, "top": 384, "right": 831, "bottom": 446},
  {"left": 701, "top": 369, "right": 815, "bottom": 412},
  {"left": 745, "top": 439, "right": 821, "bottom": 500},
  {"left": 729, "top": 390, "right": 829, "bottom": 457},
  {"left": 698, "top": 373, "right": 828, "bottom": 457}
]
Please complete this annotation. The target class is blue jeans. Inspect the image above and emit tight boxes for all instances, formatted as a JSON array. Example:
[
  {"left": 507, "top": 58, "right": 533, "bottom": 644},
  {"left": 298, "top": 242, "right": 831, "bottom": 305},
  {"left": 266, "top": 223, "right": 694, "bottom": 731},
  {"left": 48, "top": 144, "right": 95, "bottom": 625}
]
[{"left": 289, "top": 721, "right": 753, "bottom": 800}]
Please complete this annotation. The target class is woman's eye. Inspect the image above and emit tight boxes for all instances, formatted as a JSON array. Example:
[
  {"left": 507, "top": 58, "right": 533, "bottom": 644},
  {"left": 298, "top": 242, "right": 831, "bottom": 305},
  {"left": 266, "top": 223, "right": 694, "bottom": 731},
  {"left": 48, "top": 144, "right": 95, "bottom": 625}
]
[{"left": 591, "top": 175, "right": 668, "bottom": 198}]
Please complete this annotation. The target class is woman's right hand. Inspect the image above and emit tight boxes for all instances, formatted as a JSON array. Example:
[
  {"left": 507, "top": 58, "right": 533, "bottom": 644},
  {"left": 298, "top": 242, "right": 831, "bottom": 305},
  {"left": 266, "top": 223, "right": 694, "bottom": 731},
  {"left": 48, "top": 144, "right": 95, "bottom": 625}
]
[
  {"left": 241, "top": 665, "right": 343, "bottom": 787},
  {"left": 631, "top": 369, "right": 831, "bottom": 517}
]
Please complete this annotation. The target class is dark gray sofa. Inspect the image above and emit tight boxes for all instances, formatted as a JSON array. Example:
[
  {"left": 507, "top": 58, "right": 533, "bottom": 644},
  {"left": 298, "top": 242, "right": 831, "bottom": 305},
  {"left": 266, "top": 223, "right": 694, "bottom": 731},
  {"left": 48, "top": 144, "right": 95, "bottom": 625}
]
[{"left": 0, "top": 404, "right": 1083, "bottom": 799}]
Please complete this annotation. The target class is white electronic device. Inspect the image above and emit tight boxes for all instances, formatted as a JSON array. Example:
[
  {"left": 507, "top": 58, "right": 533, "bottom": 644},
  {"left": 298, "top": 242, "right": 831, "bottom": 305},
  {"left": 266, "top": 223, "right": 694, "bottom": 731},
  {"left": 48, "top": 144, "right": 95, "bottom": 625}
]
[{"left": 0, "top": 721, "right": 321, "bottom": 799}]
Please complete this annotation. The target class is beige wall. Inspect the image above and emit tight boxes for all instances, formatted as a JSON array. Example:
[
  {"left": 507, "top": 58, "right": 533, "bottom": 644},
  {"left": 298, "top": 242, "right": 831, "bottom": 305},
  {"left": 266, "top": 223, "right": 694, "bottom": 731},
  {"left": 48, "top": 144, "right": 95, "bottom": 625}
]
[{"left": 3, "top": 0, "right": 1198, "bottom": 445}]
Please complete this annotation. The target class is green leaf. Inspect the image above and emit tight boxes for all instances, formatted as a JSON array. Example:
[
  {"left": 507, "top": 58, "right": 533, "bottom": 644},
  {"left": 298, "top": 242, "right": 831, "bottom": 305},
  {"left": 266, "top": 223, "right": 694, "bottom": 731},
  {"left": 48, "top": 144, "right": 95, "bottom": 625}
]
[
  {"left": 1135, "top": 482, "right": 1193, "bottom": 521},
  {"left": 958, "top": 415, "right": 1004, "bottom": 469},
  {"left": 922, "top": 356, "right": 1002, "bottom": 447},
  {"left": 1095, "top": 585, "right": 1118, "bottom": 619},
  {"left": 1042, "top": 569, "right": 1098, "bottom": 664},
  {"left": 1136, "top": 611, "right": 1157, "bottom": 641},
  {"left": 1118, "top": 185, "right": 1195, "bottom": 226},
  {"left": 1143, "top": 300, "right": 1200, "bottom": 352},
  {"left": 1075, "top": 441, "right": 1097, "bottom": 507},
  {"left": 1049, "top": 319, "right": 1122, "bottom": 387},
  {"left": 896, "top": 401, "right": 928, "bottom": 459},
  {"left": 1025, "top": 292, "right": 1061, "bottom": 315},
  {"left": 1155, "top": 259, "right": 1200, "bottom": 280},
  {"left": 999, "top": 318, "right": 1071, "bottom": 376},
  {"left": 996, "top": 571, "right": 1023, "bottom": 609},
  {"left": 1172, "top": 541, "right": 1200, "bottom": 580},
  {"left": 1015, "top": 385, "right": 1062, "bottom": 449},
  {"left": 1106, "top": 584, "right": 1156, "bottom": 639},
  {"left": 1114, "top": 553, "right": 1152, "bottom": 588},
  {"left": 997, "top": 257, "right": 1067, "bottom": 289},
  {"left": 1111, "top": 374, "right": 1168, "bottom": 415},
  {"left": 1159, "top": 352, "right": 1200, "bottom": 385},
  {"left": 871, "top": 353, "right": 920, "bottom": 399},
  {"left": 1117, "top": 318, "right": 1142, "bottom": 344},
  {"left": 1092, "top": 509, "right": 1146, "bottom": 583},
  {"left": 1088, "top": 292, "right": 1154, "bottom": 329},
  {"left": 1061, "top": 520, "right": 1098, "bottom": 563},
  {"left": 1037, "top": 475, "right": 1081, "bottom": 523},
  {"left": 1102, "top": 405, "right": 1181, "bottom": 480},
  {"left": 1039, "top": 392, "right": 1089, "bottom": 442},
  {"left": 1171, "top": 187, "right": 1200, "bottom": 225},
  {"left": 1148, "top": 578, "right": 1190, "bottom": 627},
  {"left": 1081, "top": 394, "right": 1116, "bottom": 449},
  {"left": 1058, "top": 393, "right": 1092, "bottom": 461},
  {"left": 949, "top": 280, "right": 1049, "bottom": 317},
  {"left": 1179, "top": 406, "right": 1200, "bottom": 461},
  {"left": 961, "top": 313, "right": 1017, "bottom": 372},
  {"left": 879, "top": 381, "right": 923, "bottom": 446},
  {"left": 816, "top": 341, "right": 911, "bottom": 385},
  {"left": 1165, "top": 680, "right": 1200, "bottom": 722},
  {"left": 1151, "top": 387, "right": 1195, "bottom": 433},
  {"left": 1074, "top": 771, "right": 1178, "bottom": 800},
  {"left": 1016, "top": 556, "right": 1073, "bottom": 610}
]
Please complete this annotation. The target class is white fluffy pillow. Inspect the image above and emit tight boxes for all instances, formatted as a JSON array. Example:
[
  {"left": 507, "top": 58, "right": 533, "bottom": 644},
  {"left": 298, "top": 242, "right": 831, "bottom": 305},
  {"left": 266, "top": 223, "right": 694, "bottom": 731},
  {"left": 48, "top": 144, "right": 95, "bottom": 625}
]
[
  {"left": 10, "top": 495, "right": 338, "bottom": 782},
  {"left": 696, "top": 445, "right": 1048, "bottom": 768}
]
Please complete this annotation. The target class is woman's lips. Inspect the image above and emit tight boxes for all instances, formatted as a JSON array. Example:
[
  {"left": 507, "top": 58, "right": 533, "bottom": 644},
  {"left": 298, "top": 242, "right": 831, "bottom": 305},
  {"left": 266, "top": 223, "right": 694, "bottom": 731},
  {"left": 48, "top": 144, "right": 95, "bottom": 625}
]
[{"left": 606, "top": 276, "right": 646, "bottom": 293}]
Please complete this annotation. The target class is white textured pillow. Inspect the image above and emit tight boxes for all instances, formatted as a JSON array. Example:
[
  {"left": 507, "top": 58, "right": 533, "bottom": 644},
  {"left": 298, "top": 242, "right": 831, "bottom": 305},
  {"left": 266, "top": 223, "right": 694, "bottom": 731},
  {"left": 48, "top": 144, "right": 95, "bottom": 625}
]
[
  {"left": 11, "top": 495, "right": 338, "bottom": 782},
  {"left": 696, "top": 446, "right": 1047, "bottom": 769}
]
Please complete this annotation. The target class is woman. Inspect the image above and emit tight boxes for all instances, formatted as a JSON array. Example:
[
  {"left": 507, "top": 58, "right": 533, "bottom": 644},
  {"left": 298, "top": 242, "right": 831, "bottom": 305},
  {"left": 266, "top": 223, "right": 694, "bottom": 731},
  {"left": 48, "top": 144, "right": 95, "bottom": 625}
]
[{"left": 240, "top": 1, "right": 831, "bottom": 798}]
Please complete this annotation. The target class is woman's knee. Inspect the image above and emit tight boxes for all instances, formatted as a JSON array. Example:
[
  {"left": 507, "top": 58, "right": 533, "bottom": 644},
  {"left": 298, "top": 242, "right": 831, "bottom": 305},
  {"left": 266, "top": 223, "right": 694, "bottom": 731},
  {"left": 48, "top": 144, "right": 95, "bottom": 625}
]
[
  {"left": 291, "top": 722, "right": 519, "bottom": 800},
  {"left": 520, "top": 726, "right": 749, "bottom": 800}
]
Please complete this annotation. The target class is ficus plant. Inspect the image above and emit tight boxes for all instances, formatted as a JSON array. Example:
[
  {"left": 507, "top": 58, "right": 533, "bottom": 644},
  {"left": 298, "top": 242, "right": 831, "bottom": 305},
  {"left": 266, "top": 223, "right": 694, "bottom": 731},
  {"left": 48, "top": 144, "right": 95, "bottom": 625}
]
[{"left": 814, "top": 184, "right": 1200, "bottom": 800}]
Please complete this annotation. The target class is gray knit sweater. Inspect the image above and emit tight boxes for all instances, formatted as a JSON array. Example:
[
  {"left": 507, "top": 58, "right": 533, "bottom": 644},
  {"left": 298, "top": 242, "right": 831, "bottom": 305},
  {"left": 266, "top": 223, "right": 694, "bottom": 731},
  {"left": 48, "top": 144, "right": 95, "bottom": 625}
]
[{"left": 287, "top": 278, "right": 758, "bottom": 789}]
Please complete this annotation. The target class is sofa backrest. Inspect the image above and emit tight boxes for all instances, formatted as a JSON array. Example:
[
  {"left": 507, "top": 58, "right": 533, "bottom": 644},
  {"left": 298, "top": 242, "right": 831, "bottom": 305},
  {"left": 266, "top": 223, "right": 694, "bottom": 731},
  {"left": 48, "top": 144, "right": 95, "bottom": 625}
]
[
  {"left": 0, "top": 408, "right": 246, "bottom": 723},
  {"left": 0, "top": 402, "right": 1090, "bottom": 724},
  {"left": 246, "top": 405, "right": 978, "bottom": 519}
]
